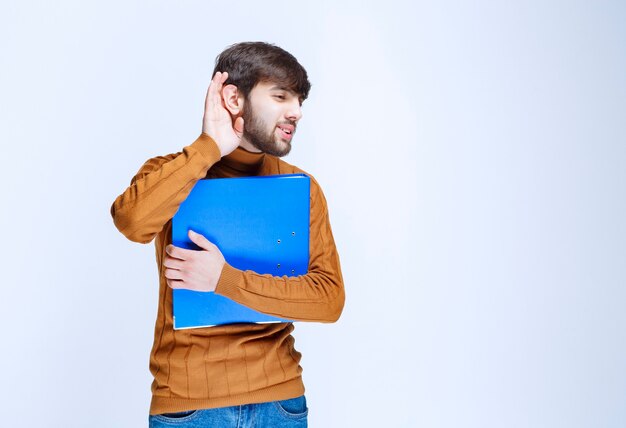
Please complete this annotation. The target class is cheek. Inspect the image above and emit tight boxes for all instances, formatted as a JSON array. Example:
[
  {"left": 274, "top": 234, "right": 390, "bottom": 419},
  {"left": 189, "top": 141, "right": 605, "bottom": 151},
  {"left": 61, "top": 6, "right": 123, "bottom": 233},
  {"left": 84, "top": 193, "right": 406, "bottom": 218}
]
[
  {"left": 265, "top": 111, "right": 282, "bottom": 128},
  {"left": 264, "top": 102, "right": 284, "bottom": 119}
]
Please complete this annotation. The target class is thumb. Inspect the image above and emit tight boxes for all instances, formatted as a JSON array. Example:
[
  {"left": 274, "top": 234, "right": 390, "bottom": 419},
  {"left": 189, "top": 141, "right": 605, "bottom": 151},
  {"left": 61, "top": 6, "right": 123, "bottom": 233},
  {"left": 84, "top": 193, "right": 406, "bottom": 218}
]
[
  {"left": 233, "top": 116, "right": 244, "bottom": 138},
  {"left": 188, "top": 229, "right": 214, "bottom": 251}
]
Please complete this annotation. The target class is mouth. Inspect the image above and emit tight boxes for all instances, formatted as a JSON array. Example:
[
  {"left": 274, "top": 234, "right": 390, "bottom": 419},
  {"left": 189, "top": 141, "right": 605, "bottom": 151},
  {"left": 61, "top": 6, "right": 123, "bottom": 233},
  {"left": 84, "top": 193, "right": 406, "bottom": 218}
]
[{"left": 276, "top": 124, "right": 295, "bottom": 141}]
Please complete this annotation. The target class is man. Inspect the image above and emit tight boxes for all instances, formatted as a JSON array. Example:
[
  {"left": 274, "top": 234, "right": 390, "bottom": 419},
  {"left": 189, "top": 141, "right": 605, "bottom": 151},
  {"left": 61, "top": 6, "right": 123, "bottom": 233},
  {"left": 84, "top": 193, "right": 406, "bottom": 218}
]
[{"left": 110, "top": 42, "right": 345, "bottom": 427}]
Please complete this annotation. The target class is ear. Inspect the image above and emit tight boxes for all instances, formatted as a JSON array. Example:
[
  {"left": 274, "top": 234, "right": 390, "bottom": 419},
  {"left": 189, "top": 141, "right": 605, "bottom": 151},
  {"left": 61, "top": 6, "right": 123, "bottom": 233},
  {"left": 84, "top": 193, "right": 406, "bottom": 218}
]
[{"left": 221, "top": 84, "right": 244, "bottom": 116}]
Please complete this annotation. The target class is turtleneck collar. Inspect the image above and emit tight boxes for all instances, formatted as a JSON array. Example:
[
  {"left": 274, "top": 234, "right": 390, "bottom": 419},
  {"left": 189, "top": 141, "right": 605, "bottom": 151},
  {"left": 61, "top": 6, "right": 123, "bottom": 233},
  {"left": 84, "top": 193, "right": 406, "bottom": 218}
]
[{"left": 219, "top": 146, "right": 266, "bottom": 175}]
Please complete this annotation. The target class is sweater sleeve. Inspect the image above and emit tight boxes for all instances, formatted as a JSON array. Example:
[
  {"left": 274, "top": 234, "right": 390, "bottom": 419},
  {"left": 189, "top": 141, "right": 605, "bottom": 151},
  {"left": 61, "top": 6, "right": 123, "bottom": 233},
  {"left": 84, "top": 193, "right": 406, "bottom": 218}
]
[
  {"left": 213, "top": 176, "right": 346, "bottom": 323},
  {"left": 110, "top": 133, "right": 222, "bottom": 244}
]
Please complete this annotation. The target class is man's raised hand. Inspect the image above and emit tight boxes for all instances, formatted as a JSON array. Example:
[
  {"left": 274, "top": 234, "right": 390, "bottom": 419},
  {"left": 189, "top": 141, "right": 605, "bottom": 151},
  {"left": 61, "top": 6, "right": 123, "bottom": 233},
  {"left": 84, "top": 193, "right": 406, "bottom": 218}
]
[{"left": 202, "top": 71, "right": 244, "bottom": 157}]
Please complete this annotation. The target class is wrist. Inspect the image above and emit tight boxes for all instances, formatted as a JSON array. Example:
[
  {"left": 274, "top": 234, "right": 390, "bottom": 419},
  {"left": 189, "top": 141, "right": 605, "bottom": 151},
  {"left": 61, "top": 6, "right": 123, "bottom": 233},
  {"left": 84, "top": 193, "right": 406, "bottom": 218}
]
[{"left": 194, "top": 133, "right": 223, "bottom": 162}]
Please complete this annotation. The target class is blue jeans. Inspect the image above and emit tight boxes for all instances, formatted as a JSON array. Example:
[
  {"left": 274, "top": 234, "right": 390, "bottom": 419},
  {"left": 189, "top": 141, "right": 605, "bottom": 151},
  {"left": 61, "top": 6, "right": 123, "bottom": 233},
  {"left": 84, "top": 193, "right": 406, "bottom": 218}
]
[{"left": 148, "top": 395, "right": 308, "bottom": 428}]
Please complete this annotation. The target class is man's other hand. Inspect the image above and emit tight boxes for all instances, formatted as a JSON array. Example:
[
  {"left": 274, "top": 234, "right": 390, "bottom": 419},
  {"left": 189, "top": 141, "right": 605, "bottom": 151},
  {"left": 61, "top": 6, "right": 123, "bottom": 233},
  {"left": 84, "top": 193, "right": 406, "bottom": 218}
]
[
  {"left": 202, "top": 71, "right": 244, "bottom": 157},
  {"left": 163, "top": 230, "right": 226, "bottom": 292}
]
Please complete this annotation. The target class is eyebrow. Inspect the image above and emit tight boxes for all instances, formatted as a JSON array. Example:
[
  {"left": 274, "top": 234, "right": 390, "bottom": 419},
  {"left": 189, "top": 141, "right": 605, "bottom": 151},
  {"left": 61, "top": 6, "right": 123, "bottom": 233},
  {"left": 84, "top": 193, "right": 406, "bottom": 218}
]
[{"left": 269, "top": 85, "right": 295, "bottom": 93}]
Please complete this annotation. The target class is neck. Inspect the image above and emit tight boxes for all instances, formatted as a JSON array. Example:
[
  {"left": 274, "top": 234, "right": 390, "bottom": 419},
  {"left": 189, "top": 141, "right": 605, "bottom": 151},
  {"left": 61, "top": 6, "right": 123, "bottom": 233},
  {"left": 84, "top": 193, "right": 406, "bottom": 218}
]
[
  {"left": 218, "top": 143, "right": 266, "bottom": 175},
  {"left": 238, "top": 139, "right": 262, "bottom": 153}
]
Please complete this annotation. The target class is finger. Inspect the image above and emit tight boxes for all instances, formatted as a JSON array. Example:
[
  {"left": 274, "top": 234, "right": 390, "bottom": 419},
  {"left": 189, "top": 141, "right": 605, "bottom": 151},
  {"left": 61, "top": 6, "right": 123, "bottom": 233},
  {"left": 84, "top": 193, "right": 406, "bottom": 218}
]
[
  {"left": 163, "top": 255, "right": 184, "bottom": 269},
  {"left": 164, "top": 268, "right": 185, "bottom": 280},
  {"left": 165, "top": 244, "right": 187, "bottom": 260},
  {"left": 205, "top": 72, "right": 216, "bottom": 106},
  {"left": 233, "top": 116, "right": 244, "bottom": 138},
  {"left": 188, "top": 229, "right": 215, "bottom": 251},
  {"left": 211, "top": 71, "right": 228, "bottom": 109},
  {"left": 220, "top": 72, "right": 230, "bottom": 106},
  {"left": 206, "top": 71, "right": 222, "bottom": 110},
  {"left": 167, "top": 278, "right": 185, "bottom": 289}
]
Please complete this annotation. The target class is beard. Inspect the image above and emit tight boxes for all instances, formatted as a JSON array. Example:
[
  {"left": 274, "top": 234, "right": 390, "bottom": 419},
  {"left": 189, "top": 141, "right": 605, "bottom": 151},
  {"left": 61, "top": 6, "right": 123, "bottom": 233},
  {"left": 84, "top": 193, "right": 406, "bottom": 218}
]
[{"left": 241, "top": 102, "right": 293, "bottom": 157}]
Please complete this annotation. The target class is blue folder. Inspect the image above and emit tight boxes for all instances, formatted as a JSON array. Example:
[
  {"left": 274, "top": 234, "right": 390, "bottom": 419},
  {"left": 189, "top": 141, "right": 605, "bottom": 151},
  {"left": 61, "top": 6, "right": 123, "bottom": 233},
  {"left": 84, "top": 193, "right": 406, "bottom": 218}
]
[{"left": 171, "top": 174, "right": 310, "bottom": 329}]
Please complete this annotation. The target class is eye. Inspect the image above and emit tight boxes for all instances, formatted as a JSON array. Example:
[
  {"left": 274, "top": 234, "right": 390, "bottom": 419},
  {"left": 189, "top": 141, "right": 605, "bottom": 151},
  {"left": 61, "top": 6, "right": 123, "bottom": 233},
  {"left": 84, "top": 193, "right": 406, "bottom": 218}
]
[{"left": 274, "top": 94, "right": 286, "bottom": 100}]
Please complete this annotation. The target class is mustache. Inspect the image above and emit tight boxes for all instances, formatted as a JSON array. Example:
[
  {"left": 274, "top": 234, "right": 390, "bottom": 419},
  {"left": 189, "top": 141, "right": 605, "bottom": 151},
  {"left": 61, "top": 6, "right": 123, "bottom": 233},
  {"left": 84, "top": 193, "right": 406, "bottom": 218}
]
[{"left": 277, "top": 121, "right": 297, "bottom": 130}]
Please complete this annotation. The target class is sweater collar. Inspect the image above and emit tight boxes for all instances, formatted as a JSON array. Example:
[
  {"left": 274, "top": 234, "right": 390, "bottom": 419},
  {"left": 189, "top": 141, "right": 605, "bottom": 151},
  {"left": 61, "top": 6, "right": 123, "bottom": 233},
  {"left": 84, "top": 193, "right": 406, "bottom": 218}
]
[{"left": 219, "top": 146, "right": 266, "bottom": 174}]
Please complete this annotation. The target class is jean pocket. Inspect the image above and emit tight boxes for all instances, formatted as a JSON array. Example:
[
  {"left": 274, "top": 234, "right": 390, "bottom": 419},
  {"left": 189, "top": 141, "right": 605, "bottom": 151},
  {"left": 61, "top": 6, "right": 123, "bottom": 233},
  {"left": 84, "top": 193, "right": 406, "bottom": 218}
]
[
  {"left": 151, "top": 409, "right": 199, "bottom": 424},
  {"left": 273, "top": 395, "right": 308, "bottom": 419}
]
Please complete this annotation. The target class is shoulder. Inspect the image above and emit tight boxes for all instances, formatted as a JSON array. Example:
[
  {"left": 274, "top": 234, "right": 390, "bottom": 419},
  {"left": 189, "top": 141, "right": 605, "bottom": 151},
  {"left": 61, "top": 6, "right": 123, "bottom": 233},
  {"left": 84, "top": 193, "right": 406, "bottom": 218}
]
[
  {"left": 271, "top": 157, "right": 329, "bottom": 211},
  {"left": 273, "top": 158, "right": 323, "bottom": 191}
]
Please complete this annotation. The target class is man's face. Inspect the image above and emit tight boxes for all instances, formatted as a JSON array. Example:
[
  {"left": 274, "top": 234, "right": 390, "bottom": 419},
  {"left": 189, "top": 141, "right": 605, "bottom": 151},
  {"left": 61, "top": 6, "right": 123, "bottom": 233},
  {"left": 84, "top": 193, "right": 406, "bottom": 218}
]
[{"left": 241, "top": 81, "right": 304, "bottom": 157}]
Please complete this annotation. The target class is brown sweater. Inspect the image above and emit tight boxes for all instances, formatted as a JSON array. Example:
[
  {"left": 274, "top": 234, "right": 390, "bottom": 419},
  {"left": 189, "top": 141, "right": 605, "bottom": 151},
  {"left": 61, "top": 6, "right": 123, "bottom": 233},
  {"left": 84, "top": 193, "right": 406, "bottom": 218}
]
[{"left": 110, "top": 133, "right": 345, "bottom": 415}]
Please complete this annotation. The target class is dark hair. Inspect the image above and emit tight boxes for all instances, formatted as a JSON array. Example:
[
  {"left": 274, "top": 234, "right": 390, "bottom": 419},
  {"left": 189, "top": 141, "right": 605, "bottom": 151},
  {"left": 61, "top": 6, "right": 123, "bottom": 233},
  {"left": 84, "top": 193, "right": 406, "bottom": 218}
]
[{"left": 213, "top": 42, "right": 311, "bottom": 102}]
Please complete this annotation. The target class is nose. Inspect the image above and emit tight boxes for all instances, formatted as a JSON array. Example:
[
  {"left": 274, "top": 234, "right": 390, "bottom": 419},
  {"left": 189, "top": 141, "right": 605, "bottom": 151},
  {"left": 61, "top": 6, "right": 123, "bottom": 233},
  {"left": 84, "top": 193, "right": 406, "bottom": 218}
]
[{"left": 286, "top": 101, "right": 303, "bottom": 122}]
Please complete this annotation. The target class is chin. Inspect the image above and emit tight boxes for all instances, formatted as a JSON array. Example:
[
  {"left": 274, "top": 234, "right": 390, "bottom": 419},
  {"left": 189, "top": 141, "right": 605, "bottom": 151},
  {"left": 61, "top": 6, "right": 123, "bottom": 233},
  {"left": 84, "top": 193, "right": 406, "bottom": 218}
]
[
  {"left": 266, "top": 140, "right": 290, "bottom": 157},
  {"left": 278, "top": 143, "right": 292, "bottom": 156}
]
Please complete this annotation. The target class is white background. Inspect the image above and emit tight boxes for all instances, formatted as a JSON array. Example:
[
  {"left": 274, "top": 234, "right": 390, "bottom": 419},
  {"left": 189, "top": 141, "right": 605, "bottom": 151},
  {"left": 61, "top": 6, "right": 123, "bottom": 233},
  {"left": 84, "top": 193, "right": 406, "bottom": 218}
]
[{"left": 1, "top": 1, "right": 625, "bottom": 427}]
